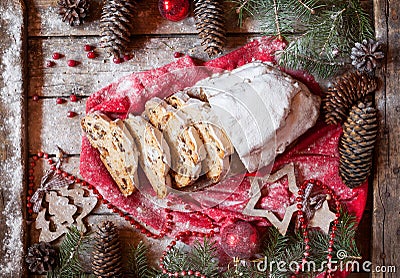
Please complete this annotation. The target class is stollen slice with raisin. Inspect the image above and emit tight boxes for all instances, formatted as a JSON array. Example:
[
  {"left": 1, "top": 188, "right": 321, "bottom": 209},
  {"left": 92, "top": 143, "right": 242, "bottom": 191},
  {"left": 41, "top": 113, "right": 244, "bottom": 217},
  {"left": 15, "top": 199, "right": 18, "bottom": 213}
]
[{"left": 81, "top": 112, "right": 139, "bottom": 196}]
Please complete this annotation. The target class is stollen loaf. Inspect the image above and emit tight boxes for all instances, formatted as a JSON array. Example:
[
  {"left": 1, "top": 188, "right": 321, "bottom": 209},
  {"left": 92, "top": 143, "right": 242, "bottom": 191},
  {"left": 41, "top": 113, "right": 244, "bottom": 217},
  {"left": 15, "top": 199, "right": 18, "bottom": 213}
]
[{"left": 184, "top": 62, "right": 321, "bottom": 172}]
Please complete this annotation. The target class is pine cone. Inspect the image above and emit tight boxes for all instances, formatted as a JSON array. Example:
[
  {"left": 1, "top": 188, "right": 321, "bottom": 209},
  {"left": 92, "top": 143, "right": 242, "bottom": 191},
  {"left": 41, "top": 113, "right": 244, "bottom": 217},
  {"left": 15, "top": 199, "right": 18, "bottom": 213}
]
[
  {"left": 25, "top": 242, "right": 57, "bottom": 274},
  {"left": 339, "top": 101, "right": 377, "bottom": 188},
  {"left": 322, "top": 71, "right": 378, "bottom": 125},
  {"left": 194, "top": 0, "right": 226, "bottom": 57},
  {"left": 58, "top": 0, "right": 89, "bottom": 26},
  {"left": 100, "top": 0, "right": 135, "bottom": 58},
  {"left": 92, "top": 221, "right": 123, "bottom": 278},
  {"left": 351, "top": 39, "right": 385, "bottom": 73}
]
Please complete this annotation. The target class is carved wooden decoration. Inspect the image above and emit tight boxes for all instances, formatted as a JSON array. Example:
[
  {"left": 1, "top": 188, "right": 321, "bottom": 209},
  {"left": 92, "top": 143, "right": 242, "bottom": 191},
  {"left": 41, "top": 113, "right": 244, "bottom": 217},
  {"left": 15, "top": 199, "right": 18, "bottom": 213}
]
[
  {"left": 309, "top": 199, "right": 336, "bottom": 234},
  {"left": 242, "top": 163, "right": 299, "bottom": 235},
  {"left": 61, "top": 187, "right": 98, "bottom": 233},
  {"left": 35, "top": 187, "right": 98, "bottom": 242}
]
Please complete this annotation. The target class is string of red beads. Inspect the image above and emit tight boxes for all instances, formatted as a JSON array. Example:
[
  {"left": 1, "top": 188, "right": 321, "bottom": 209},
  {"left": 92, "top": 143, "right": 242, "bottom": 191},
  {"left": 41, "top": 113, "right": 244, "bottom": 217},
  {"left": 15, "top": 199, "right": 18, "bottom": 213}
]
[
  {"left": 292, "top": 179, "right": 341, "bottom": 278},
  {"left": 27, "top": 151, "right": 220, "bottom": 242}
]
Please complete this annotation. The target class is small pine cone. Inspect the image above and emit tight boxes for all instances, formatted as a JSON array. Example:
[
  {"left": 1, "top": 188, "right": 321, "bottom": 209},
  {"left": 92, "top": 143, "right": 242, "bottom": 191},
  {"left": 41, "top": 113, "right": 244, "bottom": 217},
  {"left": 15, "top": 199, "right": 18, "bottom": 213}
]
[
  {"left": 58, "top": 0, "right": 89, "bottom": 26},
  {"left": 351, "top": 39, "right": 385, "bottom": 73},
  {"left": 25, "top": 242, "right": 57, "bottom": 274},
  {"left": 92, "top": 221, "right": 123, "bottom": 278},
  {"left": 194, "top": 0, "right": 226, "bottom": 57},
  {"left": 100, "top": 0, "right": 135, "bottom": 58},
  {"left": 323, "top": 71, "right": 378, "bottom": 125},
  {"left": 339, "top": 101, "right": 378, "bottom": 188}
]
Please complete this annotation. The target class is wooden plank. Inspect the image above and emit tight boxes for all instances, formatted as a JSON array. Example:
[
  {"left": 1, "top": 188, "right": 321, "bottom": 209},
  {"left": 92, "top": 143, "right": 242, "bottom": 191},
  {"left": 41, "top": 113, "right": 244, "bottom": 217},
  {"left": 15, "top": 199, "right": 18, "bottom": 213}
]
[
  {"left": 28, "top": 35, "right": 261, "bottom": 97},
  {"left": 0, "top": 0, "right": 27, "bottom": 276},
  {"left": 28, "top": 99, "right": 85, "bottom": 154},
  {"left": 27, "top": 0, "right": 261, "bottom": 37},
  {"left": 372, "top": 0, "right": 400, "bottom": 277}
]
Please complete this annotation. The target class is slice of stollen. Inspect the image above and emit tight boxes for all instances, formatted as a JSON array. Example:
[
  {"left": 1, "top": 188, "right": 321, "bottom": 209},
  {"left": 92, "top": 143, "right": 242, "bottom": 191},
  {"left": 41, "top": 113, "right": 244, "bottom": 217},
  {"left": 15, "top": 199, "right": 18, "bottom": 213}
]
[
  {"left": 81, "top": 112, "right": 139, "bottom": 196},
  {"left": 144, "top": 98, "right": 206, "bottom": 188},
  {"left": 166, "top": 92, "right": 233, "bottom": 183},
  {"left": 124, "top": 115, "right": 172, "bottom": 198}
]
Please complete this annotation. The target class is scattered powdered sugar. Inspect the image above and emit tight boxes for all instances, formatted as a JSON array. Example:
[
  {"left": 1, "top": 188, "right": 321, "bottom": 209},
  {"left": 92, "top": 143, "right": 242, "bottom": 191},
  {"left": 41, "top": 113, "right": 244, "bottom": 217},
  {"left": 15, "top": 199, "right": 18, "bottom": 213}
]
[{"left": 0, "top": 2, "right": 25, "bottom": 276}]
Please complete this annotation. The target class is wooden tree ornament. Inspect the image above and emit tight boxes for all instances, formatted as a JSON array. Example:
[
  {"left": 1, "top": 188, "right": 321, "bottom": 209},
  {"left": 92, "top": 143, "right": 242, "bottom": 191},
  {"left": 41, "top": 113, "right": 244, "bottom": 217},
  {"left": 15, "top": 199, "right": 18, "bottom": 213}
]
[{"left": 35, "top": 188, "right": 97, "bottom": 242}]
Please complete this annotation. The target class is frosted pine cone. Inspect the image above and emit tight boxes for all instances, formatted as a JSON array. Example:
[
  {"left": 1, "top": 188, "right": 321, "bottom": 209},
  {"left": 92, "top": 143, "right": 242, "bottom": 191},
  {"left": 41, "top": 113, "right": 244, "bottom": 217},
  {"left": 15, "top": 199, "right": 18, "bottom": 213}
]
[
  {"left": 26, "top": 242, "right": 57, "bottom": 274},
  {"left": 58, "top": 0, "right": 89, "bottom": 26},
  {"left": 351, "top": 39, "right": 385, "bottom": 73},
  {"left": 100, "top": 0, "right": 135, "bottom": 58}
]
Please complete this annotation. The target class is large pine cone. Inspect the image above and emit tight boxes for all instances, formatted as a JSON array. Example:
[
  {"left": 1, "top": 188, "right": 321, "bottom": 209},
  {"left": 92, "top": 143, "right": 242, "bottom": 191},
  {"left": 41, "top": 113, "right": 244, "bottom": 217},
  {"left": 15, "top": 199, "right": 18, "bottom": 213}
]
[
  {"left": 58, "top": 0, "right": 89, "bottom": 26},
  {"left": 92, "top": 221, "right": 123, "bottom": 277},
  {"left": 339, "top": 101, "right": 378, "bottom": 188},
  {"left": 26, "top": 242, "right": 57, "bottom": 274},
  {"left": 351, "top": 39, "right": 385, "bottom": 73},
  {"left": 100, "top": 0, "right": 135, "bottom": 58},
  {"left": 323, "top": 71, "right": 377, "bottom": 125},
  {"left": 194, "top": 0, "right": 226, "bottom": 57}
]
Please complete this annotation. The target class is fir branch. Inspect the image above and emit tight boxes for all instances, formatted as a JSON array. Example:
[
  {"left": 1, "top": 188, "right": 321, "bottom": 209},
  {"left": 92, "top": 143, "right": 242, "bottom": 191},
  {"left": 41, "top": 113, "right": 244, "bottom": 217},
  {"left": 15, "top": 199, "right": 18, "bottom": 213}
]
[
  {"left": 161, "top": 246, "right": 190, "bottom": 274},
  {"left": 127, "top": 241, "right": 156, "bottom": 278},
  {"left": 230, "top": 0, "right": 374, "bottom": 77},
  {"left": 188, "top": 238, "right": 219, "bottom": 277},
  {"left": 47, "top": 226, "right": 91, "bottom": 278},
  {"left": 228, "top": 0, "right": 257, "bottom": 27}
]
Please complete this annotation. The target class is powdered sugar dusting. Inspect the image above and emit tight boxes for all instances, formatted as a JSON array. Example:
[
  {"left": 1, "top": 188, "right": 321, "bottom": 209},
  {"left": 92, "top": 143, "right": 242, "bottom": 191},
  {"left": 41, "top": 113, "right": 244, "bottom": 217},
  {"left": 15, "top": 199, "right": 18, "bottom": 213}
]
[{"left": 0, "top": 2, "right": 25, "bottom": 276}]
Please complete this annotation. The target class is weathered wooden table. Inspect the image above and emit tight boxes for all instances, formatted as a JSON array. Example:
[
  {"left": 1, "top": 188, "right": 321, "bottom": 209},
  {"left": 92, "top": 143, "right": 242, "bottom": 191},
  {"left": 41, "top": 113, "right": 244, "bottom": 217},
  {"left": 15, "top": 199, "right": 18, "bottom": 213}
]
[{"left": 0, "top": 0, "right": 398, "bottom": 277}]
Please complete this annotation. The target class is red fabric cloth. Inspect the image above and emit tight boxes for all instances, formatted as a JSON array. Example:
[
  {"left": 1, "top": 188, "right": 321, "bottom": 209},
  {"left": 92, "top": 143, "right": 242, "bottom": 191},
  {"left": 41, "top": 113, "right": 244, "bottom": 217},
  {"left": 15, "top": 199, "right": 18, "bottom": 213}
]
[{"left": 80, "top": 37, "right": 367, "bottom": 276}]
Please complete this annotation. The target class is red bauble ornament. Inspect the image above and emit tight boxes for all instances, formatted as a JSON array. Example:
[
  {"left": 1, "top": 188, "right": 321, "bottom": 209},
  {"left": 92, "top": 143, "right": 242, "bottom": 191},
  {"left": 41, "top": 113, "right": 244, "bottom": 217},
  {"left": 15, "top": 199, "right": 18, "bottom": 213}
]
[
  {"left": 220, "top": 221, "right": 260, "bottom": 258},
  {"left": 158, "top": 0, "right": 190, "bottom": 22}
]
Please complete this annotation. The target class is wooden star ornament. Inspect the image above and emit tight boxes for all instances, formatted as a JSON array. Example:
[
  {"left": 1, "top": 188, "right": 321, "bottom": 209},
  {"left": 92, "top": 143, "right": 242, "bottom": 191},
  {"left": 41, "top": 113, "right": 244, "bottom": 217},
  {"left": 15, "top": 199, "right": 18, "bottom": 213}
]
[
  {"left": 309, "top": 198, "right": 337, "bottom": 234},
  {"left": 242, "top": 163, "right": 299, "bottom": 235}
]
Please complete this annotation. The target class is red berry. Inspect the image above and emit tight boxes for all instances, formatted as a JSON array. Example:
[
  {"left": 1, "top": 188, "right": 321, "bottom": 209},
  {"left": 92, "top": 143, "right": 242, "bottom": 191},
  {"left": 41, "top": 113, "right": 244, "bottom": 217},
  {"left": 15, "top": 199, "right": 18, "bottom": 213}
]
[
  {"left": 173, "top": 52, "right": 183, "bottom": 58},
  {"left": 123, "top": 54, "right": 132, "bottom": 61},
  {"left": 52, "top": 52, "right": 61, "bottom": 60},
  {"left": 46, "top": 60, "right": 55, "bottom": 67},
  {"left": 32, "top": 95, "right": 39, "bottom": 101},
  {"left": 67, "top": 60, "right": 77, "bottom": 67},
  {"left": 56, "top": 98, "right": 65, "bottom": 104},
  {"left": 113, "top": 57, "right": 122, "bottom": 64},
  {"left": 84, "top": 44, "right": 92, "bottom": 52},
  {"left": 67, "top": 111, "right": 77, "bottom": 118},
  {"left": 69, "top": 94, "right": 78, "bottom": 102},
  {"left": 87, "top": 51, "right": 96, "bottom": 59}
]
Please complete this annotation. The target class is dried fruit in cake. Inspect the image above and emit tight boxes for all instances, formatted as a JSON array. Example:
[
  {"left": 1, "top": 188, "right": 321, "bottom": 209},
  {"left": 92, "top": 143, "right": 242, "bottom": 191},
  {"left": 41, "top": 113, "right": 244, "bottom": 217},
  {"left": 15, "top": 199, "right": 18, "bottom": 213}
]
[
  {"left": 124, "top": 115, "right": 172, "bottom": 198},
  {"left": 166, "top": 92, "right": 233, "bottom": 183},
  {"left": 81, "top": 112, "right": 139, "bottom": 196},
  {"left": 144, "top": 98, "right": 206, "bottom": 188}
]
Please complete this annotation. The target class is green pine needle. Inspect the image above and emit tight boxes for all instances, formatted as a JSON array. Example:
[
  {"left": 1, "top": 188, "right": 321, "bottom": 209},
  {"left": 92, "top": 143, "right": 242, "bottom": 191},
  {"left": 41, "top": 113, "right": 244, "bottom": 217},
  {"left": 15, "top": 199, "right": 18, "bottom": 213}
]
[
  {"left": 47, "top": 226, "right": 91, "bottom": 278},
  {"left": 228, "top": 0, "right": 374, "bottom": 77},
  {"left": 188, "top": 238, "right": 219, "bottom": 277},
  {"left": 127, "top": 241, "right": 156, "bottom": 278}
]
